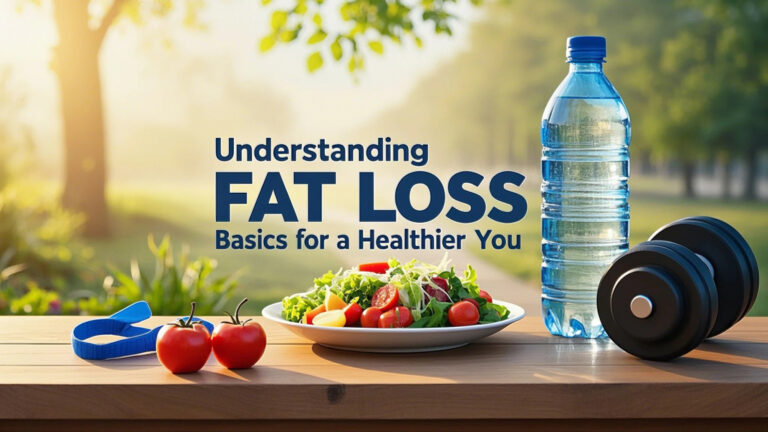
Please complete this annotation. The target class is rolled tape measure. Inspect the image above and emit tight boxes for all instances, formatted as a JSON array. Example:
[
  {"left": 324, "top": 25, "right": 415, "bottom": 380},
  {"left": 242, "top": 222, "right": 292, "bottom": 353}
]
[{"left": 71, "top": 301, "right": 214, "bottom": 360}]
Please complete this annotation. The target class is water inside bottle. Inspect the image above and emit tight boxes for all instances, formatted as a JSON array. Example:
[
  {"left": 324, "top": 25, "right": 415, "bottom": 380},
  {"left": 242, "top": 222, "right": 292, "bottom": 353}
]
[{"left": 541, "top": 95, "right": 630, "bottom": 338}]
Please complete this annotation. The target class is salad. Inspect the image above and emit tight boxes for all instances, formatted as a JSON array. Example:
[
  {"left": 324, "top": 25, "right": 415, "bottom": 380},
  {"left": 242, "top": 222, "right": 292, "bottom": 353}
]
[{"left": 281, "top": 257, "right": 510, "bottom": 328}]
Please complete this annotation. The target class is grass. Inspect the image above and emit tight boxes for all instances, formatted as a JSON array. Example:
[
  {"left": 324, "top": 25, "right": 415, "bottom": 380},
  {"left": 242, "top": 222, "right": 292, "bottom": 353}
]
[
  {"left": 472, "top": 181, "right": 768, "bottom": 316},
  {"left": 82, "top": 184, "right": 341, "bottom": 313}
]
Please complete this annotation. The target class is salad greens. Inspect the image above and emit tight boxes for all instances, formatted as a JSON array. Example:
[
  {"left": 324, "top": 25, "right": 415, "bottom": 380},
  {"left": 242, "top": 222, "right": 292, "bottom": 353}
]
[{"left": 281, "top": 257, "right": 510, "bottom": 327}]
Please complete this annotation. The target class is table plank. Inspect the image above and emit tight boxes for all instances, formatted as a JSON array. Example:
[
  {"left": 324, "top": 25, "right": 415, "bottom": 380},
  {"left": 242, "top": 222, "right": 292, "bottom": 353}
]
[
  {"left": 0, "top": 378, "right": 766, "bottom": 419},
  {"left": 0, "top": 316, "right": 765, "bottom": 423}
]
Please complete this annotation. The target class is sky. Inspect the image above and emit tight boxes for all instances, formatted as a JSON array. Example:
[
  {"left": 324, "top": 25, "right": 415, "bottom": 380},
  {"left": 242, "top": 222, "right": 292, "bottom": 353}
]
[{"left": 0, "top": 0, "right": 479, "bottom": 180}]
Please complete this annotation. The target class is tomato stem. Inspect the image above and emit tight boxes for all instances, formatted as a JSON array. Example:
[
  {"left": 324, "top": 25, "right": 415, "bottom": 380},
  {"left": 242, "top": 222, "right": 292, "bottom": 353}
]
[
  {"left": 185, "top": 302, "right": 197, "bottom": 327},
  {"left": 234, "top": 298, "right": 248, "bottom": 324},
  {"left": 224, "top": 311, "right": 236, "bottom": 324},
  {"left": 221, "top": 298, "right": 249, "bottom": 325}
]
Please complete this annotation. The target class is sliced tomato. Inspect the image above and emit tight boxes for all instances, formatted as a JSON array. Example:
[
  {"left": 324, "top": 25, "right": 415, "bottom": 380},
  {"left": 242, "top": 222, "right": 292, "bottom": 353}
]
[
  {"left": 360, "top": 307, "right": 383, "bottom": 328},
  {"left": 303, "top": 304, "right": 326, "bottom": 325},
  {"left": 478, "top": 290, "right": 493, "bottom": 303},
  {"left": 358, "top": 262, "right": 390, "bottom": 274},
  {"left": 371, "top": 284, "right": 399, "bottom": 311},
  {"left": 378, "top": 306, "right": 413, "bottom": 328},
  {"left": 448, "top": 301, "right": 479, "bottom": 326},
  {"left": 343, "top": 302, "right": 363, "bottom": 326}
]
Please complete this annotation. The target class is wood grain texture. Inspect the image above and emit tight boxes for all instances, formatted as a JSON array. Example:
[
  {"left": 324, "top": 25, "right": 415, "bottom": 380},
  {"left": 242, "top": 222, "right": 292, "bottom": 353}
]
[
  {"left": 0, "top": 316, "right": 766, "bottom": 424},
  {"left": 0, "top": 419, "right": 766, "bottom": 432}
]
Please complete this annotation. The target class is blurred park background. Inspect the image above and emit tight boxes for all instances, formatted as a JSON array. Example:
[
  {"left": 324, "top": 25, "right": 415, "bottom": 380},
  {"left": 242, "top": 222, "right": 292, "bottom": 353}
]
[{"left": 0, "top": 0, "right": 766, "bottom": 316}]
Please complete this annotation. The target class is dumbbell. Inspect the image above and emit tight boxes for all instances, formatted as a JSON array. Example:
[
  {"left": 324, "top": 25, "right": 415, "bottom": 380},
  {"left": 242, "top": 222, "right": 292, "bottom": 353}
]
[{"left": 597, "top": 216, "right": 759, "bottom": 360}]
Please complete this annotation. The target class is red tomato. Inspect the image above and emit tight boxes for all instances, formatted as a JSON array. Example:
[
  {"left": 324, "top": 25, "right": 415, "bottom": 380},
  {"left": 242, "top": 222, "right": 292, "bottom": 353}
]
[
  {"left": 360, "top": 307, "right": 383, "bottom": 328},
  {"left": 343, "top": 302, "right": 363, "bottom": 326},
  {"left": 371, "top": 284, "right": 399, "bottom": 311},
  {"left": 423, "top": 276, "right": 451, "bottom": 302},
  {"left": 448, "top": 301, "right": 480, "bottom": 326},
  {"left": 156, "top": 302, "right": 212, "bottom": 374},
  {"left": 465, "top": 298, "right": 480, "bottom": 309},
  {"left": 378, "top": 307, "right": 413, "bottom": 328},
  {"left": 358, "top": 262, "right": 390, "bottom": 274},
  {"left": 212, "top": 299, "right": 267, "bottom": 369},
  {"left": 479, "top": 290, "right": 493, "bottom": 303},
  {"left": 304, "top": 304, "right": 326, "bottom": 325}
]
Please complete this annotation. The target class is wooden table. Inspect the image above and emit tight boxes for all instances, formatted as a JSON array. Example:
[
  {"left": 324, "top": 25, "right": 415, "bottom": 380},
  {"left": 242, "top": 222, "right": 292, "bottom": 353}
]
[{"left": 0, "top": 316, "right": 766, "bottom": 431}]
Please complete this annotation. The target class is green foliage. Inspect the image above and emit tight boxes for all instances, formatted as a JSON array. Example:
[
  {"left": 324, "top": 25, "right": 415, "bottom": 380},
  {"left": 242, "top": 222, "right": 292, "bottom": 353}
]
[
  {"left": 307, "top": 51, "right": 324, "bottom": 72},
  {"left": 75, "top": 235, "right": 238, "bottom": 315},
  {"left": 34, "top": 0, "right": 471, "bottom": 75},
  {"left": 7, "top": 283, "right": 60, "bottom": 315},
  {"left": 373, "top": 0, "right": 766, "bottom": 179},
  {"left": 0, "top": 187, "right": 90, "bottom": 294},
  {"left": 258, "top": 0, "right": 472, "bottom": 73},
  {"left": 116, "top": 0, "right": 207, "bottom": 30},
  {"left": 0, "top": 235, "right": 238, "bottom": 315},
  {"left": 645, "top": 0, "right": 768, "bottom": 166}
]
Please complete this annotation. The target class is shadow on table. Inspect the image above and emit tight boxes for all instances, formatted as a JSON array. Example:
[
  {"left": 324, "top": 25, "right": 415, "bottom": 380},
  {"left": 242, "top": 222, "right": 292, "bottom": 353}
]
[
  {"left": 308, "top": 332, "right": 597, "bottom": 382},
  {"left": 84, "top": 354, "right": 339, "bottom": 385},
  {"left": 84, "top": 353, "right": 158, "bottom": 370},
  {"left": 696, "top": 338, "right": 768, "bottom": 362},
  {"left": 153, "top": 365, "right": 339, "bottom": 385},
  {"left": 310, "top": 332, "right": 766, "bottom": 384},
  {"left": 635, "top": 337, "right": 767, "bottom": 382},
  {"left": 640, "top": 355, "right": 767, "bottom": 383}
]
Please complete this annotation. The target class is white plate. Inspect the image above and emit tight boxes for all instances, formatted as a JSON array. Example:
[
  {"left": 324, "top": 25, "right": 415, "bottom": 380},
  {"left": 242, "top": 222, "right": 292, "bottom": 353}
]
[{"left": 261, "top": 300, "right": 526, "bottom": 353}]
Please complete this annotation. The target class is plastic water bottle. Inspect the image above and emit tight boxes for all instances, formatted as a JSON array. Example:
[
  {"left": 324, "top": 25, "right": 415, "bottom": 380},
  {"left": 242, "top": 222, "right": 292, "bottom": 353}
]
[{"left": 541, "top": 36, "right": 630, "bottom": 338}]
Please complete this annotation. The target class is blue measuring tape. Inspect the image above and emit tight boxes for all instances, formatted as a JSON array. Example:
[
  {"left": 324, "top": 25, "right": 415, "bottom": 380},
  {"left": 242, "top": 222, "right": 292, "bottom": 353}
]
[{"left": 71, "top": 301, "right": 214, "bottom": 360}]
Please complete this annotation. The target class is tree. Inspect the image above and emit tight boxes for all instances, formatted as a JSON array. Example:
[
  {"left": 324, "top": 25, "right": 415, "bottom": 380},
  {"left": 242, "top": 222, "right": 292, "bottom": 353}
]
[
  {"left": 369, "top": 0, "right": 684, "bottom": 167},
  {"left": 697, "top": 0, "right": 768, "bottom": 200},
  {"left": 38, "top": 0, "right": 470, "bottom": 236}
]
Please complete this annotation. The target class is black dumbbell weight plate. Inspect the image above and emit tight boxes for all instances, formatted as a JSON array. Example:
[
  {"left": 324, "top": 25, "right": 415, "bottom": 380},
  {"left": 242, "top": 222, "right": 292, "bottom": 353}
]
[
  {"left": 650, "top": 218, "right": 752, "bottom": 337},
  {"left": 688, "top": 216, "right": 759, "bottom": 320},
  {"left": 597, "top": 241, "right": 716, "bottom": 360}
]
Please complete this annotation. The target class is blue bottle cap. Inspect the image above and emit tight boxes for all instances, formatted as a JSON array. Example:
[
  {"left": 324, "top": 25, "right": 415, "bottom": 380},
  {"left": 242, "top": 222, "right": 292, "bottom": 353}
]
[{"left": 567, "top": 35, "right": 606, "bottom": 63}]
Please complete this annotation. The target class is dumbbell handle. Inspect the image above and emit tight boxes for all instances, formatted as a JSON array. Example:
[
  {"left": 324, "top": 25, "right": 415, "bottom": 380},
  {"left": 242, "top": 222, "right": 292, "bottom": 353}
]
[{"left": 630, "top": 295, "right": 653, "bottom": 319}]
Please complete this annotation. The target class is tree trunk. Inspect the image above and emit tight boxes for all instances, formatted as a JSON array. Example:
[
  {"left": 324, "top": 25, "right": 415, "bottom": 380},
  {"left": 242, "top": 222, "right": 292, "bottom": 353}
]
[
  {"left": 53, "top": 0, "right": 109, "bottom": 236},
  {"left": 743, "top": 146, "right": 758, "bottom": 200},
  {"left": 721, "top": 156, "right": 732, "bottom": 199},
  {"left": 682, "top": 160, "right": 696, "bottom": 198}
]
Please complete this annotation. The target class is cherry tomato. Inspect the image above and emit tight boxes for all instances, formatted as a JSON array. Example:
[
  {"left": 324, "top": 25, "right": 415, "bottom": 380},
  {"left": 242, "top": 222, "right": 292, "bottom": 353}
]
[
  {"left": 360, "top": 307, "right": 383, "bottom": 328},
  {"left": 157, "top": 302, "right": 212, "bottom": 374},
  {"left": 465, "top": 298, "right": 480, "bottom": 309},
  {"left": 343, "top": 302, "right": 363, "bottom": 326},
  {"left": 371, "top": 284, "right": 399, "bottom": 311},
  {"left": 479, "top": 290, "right": 493, "bottom": 303},
  {"left": 448, "top": 301, "right": 480, "bottom": 326},
  {"left": 212, "top": 299, "right": 267, "bottom": 370},
  {"left": 378, "top": 306, "right": 413, "bottom": 328},
  {"left": 303, "top": 304, "right": 326, "bottom": 325},
  {"left": 358, "top": 262, "right": 390, "bottom": 274}
]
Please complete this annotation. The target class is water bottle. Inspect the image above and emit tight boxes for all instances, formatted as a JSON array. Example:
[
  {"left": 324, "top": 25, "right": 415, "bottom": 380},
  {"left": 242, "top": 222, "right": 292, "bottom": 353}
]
[{"left": 541, "top": 36, "right": 630, "bottom": 338}]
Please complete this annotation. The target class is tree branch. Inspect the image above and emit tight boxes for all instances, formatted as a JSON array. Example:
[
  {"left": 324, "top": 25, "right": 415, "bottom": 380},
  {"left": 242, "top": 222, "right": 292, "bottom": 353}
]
[{"left": 94, "top": 0, "right": 128, "bottom": 45}]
